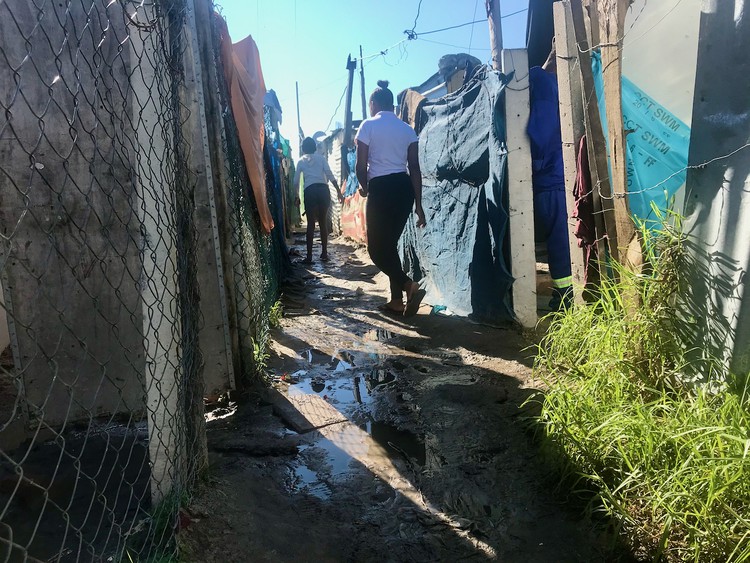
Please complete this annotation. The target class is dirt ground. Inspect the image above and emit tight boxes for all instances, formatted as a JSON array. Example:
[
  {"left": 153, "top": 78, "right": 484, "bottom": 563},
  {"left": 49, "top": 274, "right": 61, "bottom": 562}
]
[{"left": 180, "top": 237, "right": 625, "bottom": 563}]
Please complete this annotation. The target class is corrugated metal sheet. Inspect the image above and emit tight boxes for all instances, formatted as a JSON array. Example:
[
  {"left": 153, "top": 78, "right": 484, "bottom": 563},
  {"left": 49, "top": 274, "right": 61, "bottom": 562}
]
[
  {"left": 684, "top": 1, "right": 750, "bottom": 375},
  {"left": 316, "top": 131, "right": 344, "bottom": 236},
  {"left": 328, "top": 134, "right": 343, "bottom": 236}
]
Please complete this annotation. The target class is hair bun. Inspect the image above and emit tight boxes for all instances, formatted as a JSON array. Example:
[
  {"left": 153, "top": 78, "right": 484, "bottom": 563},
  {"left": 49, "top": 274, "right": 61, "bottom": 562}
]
[{"left": 376, "top": 79, "right": 390, "bottom": 89}]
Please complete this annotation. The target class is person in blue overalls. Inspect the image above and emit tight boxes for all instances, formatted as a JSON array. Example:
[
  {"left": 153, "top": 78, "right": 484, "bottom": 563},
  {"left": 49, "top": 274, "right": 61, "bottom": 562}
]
[{"left": 527, "top": 42, "right": 573, "bottom": 310}]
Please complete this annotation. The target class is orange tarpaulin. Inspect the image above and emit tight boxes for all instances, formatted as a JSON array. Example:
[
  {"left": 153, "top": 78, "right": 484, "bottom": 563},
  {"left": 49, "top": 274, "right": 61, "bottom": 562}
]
[
  {"left": 340, "top": 189, "right": 367, "bottom": 245},
  {"left": 215, "top": 15, "right": 274, "bottom": 233}
]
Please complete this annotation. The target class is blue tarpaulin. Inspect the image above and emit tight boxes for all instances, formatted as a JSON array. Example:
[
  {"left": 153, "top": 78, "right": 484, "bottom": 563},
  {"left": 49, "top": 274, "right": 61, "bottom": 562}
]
[
  {"left": 592, "top": 52, "right": 691, "bottom": 221},
  {"left": 400, "top": 68, "right": 514, "bottom": 321}
]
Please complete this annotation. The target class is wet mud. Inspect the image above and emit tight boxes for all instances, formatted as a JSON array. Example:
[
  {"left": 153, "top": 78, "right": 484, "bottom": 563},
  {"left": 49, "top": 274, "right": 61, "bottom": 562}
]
[{"left": 181, "top": 239, "right": 626, "bottom": 562}]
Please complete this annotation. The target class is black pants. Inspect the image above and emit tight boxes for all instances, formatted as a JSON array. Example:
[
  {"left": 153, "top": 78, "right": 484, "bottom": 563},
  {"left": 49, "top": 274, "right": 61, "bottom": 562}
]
[
  {"left": 366, "top": 173, "right": 414, "bottom": 300},
  {"left": 304, "top": 183, "right": 331, "bottom": 211}
]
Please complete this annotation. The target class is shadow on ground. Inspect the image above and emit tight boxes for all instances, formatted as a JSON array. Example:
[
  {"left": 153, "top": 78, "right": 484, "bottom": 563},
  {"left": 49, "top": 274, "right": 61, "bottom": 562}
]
[{"left": 181, "top": 239, "right": 633, "bottom": 562}]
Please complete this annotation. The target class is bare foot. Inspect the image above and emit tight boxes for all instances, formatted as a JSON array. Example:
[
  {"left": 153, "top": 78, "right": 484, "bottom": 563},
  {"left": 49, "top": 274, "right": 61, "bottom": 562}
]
[{"left": 378, "top": 300, "right": 405, "bottom": 314}]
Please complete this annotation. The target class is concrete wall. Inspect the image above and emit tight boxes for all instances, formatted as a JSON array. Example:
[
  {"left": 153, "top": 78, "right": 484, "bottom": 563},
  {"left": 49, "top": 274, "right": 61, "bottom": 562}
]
[{"left": 0, "top": 1, "right": 146, "bottom": 427}]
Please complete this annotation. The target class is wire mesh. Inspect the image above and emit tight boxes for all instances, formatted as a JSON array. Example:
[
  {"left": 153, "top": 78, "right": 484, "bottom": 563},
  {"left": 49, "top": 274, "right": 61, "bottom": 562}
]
[
  {"left": 0, "top": 0, "right": 283, "bottom": 560},
  {"left": 207, "top": 12, "right": 289, "bottom": 381}
]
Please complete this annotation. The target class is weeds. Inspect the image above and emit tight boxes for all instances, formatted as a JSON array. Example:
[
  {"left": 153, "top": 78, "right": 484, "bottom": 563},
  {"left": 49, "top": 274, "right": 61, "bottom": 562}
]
[
  {"left": 247, "top": 300, "right": 281, "bottom": 378},
  {"left": 252, "top": 333, "right": 270, "bottom": 375},
  {"left": 534, "top": 216, "right": 750, "bottom": 561},
  {"left": 269, "top": 299, "right": 283, "bottom": 329},
  {"left": 119, "top": 490, "right": 189, "bottom": 563}
]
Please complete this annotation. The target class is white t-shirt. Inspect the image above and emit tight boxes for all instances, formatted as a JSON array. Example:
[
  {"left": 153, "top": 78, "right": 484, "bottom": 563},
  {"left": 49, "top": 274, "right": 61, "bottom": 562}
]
[
  {"left": 294, "top": 153, "right": 336, "bottom": 189},
  {"left": 355, "top": 111, "right": 418, "bottom": 181}
]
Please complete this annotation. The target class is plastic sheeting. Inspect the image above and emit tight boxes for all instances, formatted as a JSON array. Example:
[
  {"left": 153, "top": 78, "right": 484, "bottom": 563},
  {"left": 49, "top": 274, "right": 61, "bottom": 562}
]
[
  {"left": 400, "top": 67, "right": 514, "bottom": 321},
  {"left": 592, "top": 52, "right": 690, "bottom": 221},
  {"left": 216, "top": 17, "right": 275, "bottom": 234},
  {"left": 340, "top": 189, "right": 367, "bottom": 245}
]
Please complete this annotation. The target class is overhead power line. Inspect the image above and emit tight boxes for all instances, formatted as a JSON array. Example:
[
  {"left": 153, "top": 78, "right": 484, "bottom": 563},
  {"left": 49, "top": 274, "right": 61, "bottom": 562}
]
[
  {"left": 468, "top": 0, "right": 480, "bottom": 54},
  {"left": 323, "top": 85, "right": 348, "bottom": 133},
  {"left": 405, "top": 7, "right": 529, "bottom": 40},
  {"left": 404, "top": 0, "right": 426, "bottom": 40}
]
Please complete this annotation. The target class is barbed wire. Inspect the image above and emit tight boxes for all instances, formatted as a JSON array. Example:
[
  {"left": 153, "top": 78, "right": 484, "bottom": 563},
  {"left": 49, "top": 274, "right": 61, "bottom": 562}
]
[
  {"left": 596, "top": 141, "right": 750, "bottom": 201},
  {"left": 362, "top": 38, "right": 410, "bottom": 64}
]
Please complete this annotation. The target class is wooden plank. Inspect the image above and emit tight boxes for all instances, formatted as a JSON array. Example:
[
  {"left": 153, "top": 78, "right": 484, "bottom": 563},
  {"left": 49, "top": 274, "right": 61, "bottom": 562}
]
[
  {"left": 193, "top": 10, "right": 244, "bottom": 382},
  {"left": 501, "top": 49, "right": 537, "bottom": 328},
  {"left": 267, "top": 388, "right": 347, "bottom": 433},
  {"left": 487, "top": 0, "right": 503, "bottom": 70},
  {"left": 185, "top": 0, "right": 236, "bottom": 397},
  {"left": 583, "top": 0, "right": 601, "bottom": 48},
  {"left": 595, "top": 0, "right": 639, "bottom": 267},
  {"left": 553, "top": 1, "right": 587, "bottom": 303},
  {"left": 570, "top": 0, "right": 617, "bottom": 264}
]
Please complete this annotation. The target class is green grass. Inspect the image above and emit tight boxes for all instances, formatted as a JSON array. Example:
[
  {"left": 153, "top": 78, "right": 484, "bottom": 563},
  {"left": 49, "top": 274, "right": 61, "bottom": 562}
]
[
  {"left": 533, "top": 216, "right": 750, "bottom": 562},
  {"left": 120, "top": 489, "right": 190, "bottom": 562},
  {"left": 269, "top": 299, "right": 283, "bottom": 329},
  {"left": 252, "top": 333, "right": 270, "bottom": 375}
]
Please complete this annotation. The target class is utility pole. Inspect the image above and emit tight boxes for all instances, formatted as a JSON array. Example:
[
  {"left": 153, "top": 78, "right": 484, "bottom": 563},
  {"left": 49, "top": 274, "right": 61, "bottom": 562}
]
[
  {"left": 359, "top": 45, "right": 367, "bottom": 120},
  {"left": 486, "top": 0, "right": 503, "bottom": 70},
  {"left": 342, "top": 54, "right": 357, "bottom": 179},
  {"left": 295, "top": 81, "right": 303, "bottom": 150}
]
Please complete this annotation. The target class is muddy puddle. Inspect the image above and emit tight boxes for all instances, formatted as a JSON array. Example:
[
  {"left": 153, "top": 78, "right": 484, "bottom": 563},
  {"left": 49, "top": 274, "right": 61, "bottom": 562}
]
[
  {"left": 278, "top": 346, "right": 425, "bottom": 501},
  {"left": 290, "top": 420, "right": 425, "bottom": 501}
]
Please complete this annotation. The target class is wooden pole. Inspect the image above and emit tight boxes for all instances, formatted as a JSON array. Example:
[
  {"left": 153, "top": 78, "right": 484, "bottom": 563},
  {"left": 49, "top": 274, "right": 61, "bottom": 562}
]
[
  {"left": 342, "top": 55, "right": 357, "bottom": 178},
  {"left": 553, "top": 1, "right": 587, "bottom": 303},
  {"left": 359, "top": 45, "right": 367, "bottom": 121},
  {"left": 486, "top": 0, "right": 503, "bottom": 69},
  {"left": 595, "top": 0, "right": 639, "bottom": 268},
  {"left": 570, "top": 0, "right": 617, "bottom": 264},
  {"left": 295, "top": 80, "right": 302, "bottom": 150}
]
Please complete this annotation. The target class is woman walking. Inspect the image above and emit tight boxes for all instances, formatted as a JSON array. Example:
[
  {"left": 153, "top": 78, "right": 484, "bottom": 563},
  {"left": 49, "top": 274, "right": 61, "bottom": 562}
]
[
  {"left": 355, "top": 80, "right": 427, "bottom": 317},
  {"left": 294, "top": 137, "right": 341, "bottom": 264}
]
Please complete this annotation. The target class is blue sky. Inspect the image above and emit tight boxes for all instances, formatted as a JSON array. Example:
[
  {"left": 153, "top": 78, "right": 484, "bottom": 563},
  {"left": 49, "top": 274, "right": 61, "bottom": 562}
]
[{"left": 215, "top": 0, "right": 530, "bottom": 153}]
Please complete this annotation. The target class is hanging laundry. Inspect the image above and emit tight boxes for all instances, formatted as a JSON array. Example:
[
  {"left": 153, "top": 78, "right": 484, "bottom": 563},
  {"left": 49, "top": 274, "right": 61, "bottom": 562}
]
[
  {"left": 344, "top": 148, "right": 359, "bottom": 197},
  {"left": 397, "top": 89, "right": 428, "bottom": 134},
  {"left": 573, "top": 135, "right": 600, "bottom": 292}
]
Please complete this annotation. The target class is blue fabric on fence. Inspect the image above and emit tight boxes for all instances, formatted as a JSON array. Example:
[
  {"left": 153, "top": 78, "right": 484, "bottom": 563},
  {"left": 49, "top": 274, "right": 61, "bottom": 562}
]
[
  {"left": 592, "top": 52, "right": 690, "bottom": 221},
  {"left": 344, "top": 149, "right": 359, "bottom": 196},
  {"left": 400, "top": 67, "right": 513, "bottom": 321}
]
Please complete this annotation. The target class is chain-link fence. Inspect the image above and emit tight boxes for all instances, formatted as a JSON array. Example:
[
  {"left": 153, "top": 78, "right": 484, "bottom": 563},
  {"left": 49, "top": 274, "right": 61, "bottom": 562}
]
[{"left": 0, "top": 0, "right": 285, "bottom": 560}]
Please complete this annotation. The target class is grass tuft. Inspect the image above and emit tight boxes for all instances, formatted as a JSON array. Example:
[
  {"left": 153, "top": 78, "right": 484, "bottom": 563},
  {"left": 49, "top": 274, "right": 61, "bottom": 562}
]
[
  {"left": 534, "top": 214, "right": 750, "bottom": 562},
  {"left": 269, "top": 299, "right": 283, "bottom": 329}
]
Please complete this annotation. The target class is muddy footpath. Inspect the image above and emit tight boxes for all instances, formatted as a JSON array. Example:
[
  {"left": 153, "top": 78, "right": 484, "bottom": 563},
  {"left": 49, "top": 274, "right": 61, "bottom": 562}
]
[{"left": 180, "top": 238, "right": 627, "bottom": 563}]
